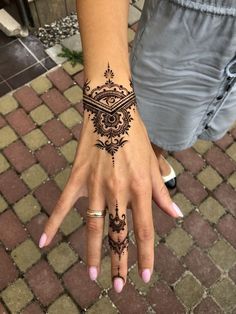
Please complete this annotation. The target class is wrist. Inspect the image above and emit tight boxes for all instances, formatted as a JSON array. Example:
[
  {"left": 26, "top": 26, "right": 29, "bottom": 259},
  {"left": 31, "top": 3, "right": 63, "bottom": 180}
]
[{"left": 83, "top": 62, "right": 132, "bottom": 88}]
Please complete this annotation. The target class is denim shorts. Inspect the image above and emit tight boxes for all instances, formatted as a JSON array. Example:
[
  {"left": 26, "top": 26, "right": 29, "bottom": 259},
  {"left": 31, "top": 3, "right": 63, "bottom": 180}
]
[{"left": 130, "top": 0, "right": 236, "bottom": 151}]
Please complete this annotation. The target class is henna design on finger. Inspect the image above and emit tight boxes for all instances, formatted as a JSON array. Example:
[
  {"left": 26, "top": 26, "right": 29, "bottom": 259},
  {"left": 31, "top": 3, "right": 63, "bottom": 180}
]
[
  {"left": 83, "top": 63, "right": 136, "bottom": 166},
  {"left": 108, "top": 234, "right": 129, "bottom": 260},
  {"left": 108, "top": 200, "right": 128, "bottom": 281},
  {"left": 109, "top": 201, "right": 126, "bottom": 233},
  {"left": 112, "top": 266, "right": 125, "bottom": 283}
]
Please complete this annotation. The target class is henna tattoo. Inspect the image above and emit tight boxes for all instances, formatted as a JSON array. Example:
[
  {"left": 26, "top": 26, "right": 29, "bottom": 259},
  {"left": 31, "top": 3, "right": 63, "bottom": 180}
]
[
  {"left": 112, "top": 266, "right": 125, "bottom": 283},
  {"left": 109, "top": 201, "right": 126, "bottom": 233},
  {"left": 108, "top": 234, "right": 129, "bottom": 260},
  {"left": 83, "top": 63, "right": 136, "bottom": 165},
  {"left": 108, "top": 200, "right": 128, "bottom": 281}
]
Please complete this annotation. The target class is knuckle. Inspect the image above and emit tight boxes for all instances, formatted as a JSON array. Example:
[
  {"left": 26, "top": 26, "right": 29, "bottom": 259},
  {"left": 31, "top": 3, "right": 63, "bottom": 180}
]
[
  {"left": 139, "top": 253, "right": 153, "bottom": 266},
  {"left": 108, "top": 232, "right": 128, "bottom": 243},
  {"left": 106, "top": 175, "right": 125, "bottom": 193},
  {"left": 106, "top": 176, "right": 118, "bottom": 191},
  {"left": 89, "top": 175, "right": 97, "bottom": 186},
  {"left": 87, "top": 253, "right": 100, "bottom": 264},
  {"left": 111, "top": 264, "right": 122, "bottom": 274},
  {"left": 108, "top": 232, "right": 118, "bottom": 243},
  {"left": 87, "top": 219, "right": 102, "bottom": 234},
  {"left": 136, "top": 226, "right": 154, "bottom": 242},
  {"left": 89, "top": 170, "right": 101, "bottom": 186},
  {"left": 130, "top": 175, "right": 150, "bottom": 194}
]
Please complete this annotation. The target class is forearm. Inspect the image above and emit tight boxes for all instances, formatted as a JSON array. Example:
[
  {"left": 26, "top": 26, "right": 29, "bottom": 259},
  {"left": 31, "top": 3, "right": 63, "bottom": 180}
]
[{"left": 76, "top": 0, "right": 131, "bottom": 83}]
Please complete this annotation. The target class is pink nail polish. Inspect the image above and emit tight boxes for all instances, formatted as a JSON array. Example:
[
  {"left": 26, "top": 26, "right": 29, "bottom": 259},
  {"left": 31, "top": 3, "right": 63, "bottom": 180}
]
[
  {"left": 113, "top": 277, "right": 124, "bottom": 293},
  {"left": 142, "top": 269, "right": 151, "bottom": 283},
  {"left": 39, "top": 233, "right": 47, "bottom": 248},
  {"left": 172, "top": 202, "right": 184, "bottom": 218},
  {"left": 89, "top": 266, "right": 97, "bottom": 281}
]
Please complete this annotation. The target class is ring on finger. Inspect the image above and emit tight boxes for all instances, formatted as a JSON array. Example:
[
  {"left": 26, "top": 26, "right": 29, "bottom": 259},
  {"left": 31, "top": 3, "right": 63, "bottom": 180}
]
[{"left": 86, "top": 208, "right": 107, "bottom": 218}]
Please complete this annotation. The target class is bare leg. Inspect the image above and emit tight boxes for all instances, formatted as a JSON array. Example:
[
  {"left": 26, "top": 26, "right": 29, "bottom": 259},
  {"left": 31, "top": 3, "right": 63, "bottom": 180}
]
[{"left": 151, "top": 142, "right": 171, "bottom": 177}]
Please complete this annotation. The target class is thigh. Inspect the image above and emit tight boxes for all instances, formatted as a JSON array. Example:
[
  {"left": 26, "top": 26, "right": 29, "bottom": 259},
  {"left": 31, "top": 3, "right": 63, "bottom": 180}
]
[{"left": 199, "top": 84, "right": 236, "bottom": 141}]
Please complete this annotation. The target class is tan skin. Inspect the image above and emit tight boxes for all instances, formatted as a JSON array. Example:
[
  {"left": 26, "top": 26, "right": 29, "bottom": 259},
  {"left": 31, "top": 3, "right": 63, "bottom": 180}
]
[
  {"left": 38, "top": 0, "right": 182, "bottom": 293},
  {"left": 151, "top": 144, "right": 171, "bottom": 176}
]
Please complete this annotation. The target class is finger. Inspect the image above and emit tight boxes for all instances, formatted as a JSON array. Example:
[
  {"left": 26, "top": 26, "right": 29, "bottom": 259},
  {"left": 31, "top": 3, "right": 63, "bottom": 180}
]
[
  {"left": 151, "top": 153, "right": 183, "bottom": 218},
  {"left": 86, "top": 184, "right": 105, "bottom": 281},
  {"left": 39, "top": 173, "right": 84, "bottom": 248},
  {"left": 108, "top": 198, "right": 129, "bottom": 293},
  {"left": 131, "top": 182, "right": 154, "bottom": 283}
]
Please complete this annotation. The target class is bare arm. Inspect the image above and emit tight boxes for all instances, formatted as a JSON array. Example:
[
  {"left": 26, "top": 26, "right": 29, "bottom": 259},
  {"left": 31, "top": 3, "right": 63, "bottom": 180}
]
[
  {"left": 39, "top": 0, "right": 181, "bottom": 294},
  {"left": 76, "top": 0, "right": 131, "bottom": 83}
]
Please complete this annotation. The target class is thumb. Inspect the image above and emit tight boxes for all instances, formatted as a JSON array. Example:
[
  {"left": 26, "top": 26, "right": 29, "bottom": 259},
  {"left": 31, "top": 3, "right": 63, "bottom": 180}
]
[
  {"left": 151, "top": 155, "right": 183, "bottom": 218},
  {"left": 38, "top": 178, "right": 82, "bottom": 248}
]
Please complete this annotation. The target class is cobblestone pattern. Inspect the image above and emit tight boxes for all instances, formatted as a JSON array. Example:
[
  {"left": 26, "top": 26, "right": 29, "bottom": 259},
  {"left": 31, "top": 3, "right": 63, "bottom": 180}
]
[{"left": 0, "top": 1, "right": 236, "bottom": 313}]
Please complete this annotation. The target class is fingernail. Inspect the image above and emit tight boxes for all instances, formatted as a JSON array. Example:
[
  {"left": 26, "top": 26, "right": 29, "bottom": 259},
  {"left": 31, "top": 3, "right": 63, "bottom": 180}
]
[
  {"left": 142, "top": 269, "right": 151, "bottom": 283},
  {"left": 113, "top": 277, "right": 124, "bottom": 293},
  {"left": 39, "top": 233, "right": 47, "bottom": 248},
  {"left": 89, "top": 266, "right": 97, "bottom": 281},
  {"left": 172, "top": 202, "right": 184, "bottom": 218}
]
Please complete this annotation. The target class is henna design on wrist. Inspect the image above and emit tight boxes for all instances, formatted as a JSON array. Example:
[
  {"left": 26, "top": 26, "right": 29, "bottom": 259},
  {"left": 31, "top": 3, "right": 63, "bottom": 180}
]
[{"left": 83, "top": 63, "right": 136, "bottom": 166}]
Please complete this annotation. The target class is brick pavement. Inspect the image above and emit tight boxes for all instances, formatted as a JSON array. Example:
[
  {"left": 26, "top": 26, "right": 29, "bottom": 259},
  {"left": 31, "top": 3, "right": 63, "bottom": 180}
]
[{"left": 0, "top": 15, "right": 236, "bottom": 314}]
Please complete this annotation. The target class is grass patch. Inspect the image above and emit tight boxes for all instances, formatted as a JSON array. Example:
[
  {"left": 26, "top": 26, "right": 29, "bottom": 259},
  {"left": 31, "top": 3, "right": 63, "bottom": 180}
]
[{"left": 58, "top": 46, "right": 83, "bottom": 66}]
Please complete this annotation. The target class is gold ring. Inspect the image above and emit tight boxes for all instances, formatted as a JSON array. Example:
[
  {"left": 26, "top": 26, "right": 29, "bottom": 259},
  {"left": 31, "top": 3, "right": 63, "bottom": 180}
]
[{"left": 86, "top": 208, "right": 107, "bottom": 218}]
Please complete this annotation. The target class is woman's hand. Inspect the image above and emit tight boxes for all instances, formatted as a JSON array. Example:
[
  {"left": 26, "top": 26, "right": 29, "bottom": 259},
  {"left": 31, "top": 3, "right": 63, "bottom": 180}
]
[{"left": 38, "top": 65, "right": 183, "bottom": 293}]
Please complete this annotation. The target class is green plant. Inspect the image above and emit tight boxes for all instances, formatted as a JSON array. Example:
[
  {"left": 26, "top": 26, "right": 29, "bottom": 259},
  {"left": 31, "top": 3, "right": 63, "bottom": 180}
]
[{"left": 58, "top": 46, "right": 83, "bottom": 66}]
